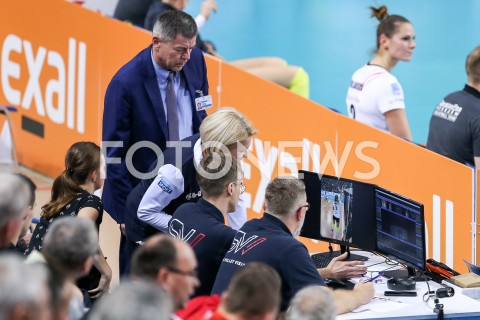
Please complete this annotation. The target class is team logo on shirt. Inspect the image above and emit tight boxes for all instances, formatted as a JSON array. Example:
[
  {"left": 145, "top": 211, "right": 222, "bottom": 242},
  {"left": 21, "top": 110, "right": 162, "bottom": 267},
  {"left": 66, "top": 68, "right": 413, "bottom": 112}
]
[
  {"left": 186, "top": 191, "right": 202, "bottom": 200},
  {"left": 433, "top": 100, "right": 463, "bottom": 122},
  {"left": 228, "top": 231, "right": 267, "bottom": 255},
  {"left": 350, "top": 80, "right": 363, "bottom": 91},
  {"left": 169, "top": 218, "right": 205, "bottom": 247},
  {"left": 158, "top": 178, "right": 172, "bottom": 193},
  {"left": 391, "top": 83, "right": 401, "bottom": 96}
]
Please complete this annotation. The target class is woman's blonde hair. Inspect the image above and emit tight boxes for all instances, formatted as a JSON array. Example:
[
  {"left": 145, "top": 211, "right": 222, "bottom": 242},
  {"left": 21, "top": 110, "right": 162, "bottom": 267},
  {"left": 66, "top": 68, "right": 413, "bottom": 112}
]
[{"left": 200, "top": 107, "right": 257, "bottom": 152}]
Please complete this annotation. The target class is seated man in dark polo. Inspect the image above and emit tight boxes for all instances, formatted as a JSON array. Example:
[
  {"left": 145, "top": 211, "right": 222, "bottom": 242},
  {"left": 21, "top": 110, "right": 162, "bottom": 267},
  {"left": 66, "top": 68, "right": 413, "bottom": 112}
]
[
  {"left": 212, "top": 177, "right": 374, "bottom": 314},
  {"left": 168, "top": 153, "right": 242, "bottom": 296}
]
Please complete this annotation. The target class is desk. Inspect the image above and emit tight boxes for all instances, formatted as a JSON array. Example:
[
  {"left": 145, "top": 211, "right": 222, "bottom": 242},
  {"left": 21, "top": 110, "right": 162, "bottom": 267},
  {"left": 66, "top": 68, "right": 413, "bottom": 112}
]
[{"left": 335, "top": 251, "right": 480, "bottom": 319}]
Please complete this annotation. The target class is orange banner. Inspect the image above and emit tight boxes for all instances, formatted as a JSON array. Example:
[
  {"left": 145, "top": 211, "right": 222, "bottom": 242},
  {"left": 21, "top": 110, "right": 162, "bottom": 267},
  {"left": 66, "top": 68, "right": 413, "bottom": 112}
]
[
  {"left": 0, "top": 0, "right": 475, "bottom": 272},
  {"left": 0, "top": 0, "right": 150, "bottom": 175}
]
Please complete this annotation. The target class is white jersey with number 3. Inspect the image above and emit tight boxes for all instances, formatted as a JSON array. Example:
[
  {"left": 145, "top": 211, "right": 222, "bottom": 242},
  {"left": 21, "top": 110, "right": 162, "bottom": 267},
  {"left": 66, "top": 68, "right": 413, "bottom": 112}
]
[{"left": 346, "top": 64, "right": 405, "bottom": 132}]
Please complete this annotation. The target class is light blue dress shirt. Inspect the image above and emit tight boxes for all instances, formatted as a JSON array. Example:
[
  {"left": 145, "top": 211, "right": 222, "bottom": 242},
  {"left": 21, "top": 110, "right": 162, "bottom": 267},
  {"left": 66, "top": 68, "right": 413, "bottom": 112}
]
[{"left": 151, "top": 52, "right": 193, "bottom": 140}]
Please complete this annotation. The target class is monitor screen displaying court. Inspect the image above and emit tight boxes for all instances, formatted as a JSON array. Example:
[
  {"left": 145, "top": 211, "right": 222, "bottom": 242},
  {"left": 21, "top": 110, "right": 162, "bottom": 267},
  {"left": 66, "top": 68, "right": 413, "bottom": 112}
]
[
  {"left": 320, "top": 176, "right": 353, "bottom": 243},
  {"left": 299, "top": 170, "right": 376, "bottom": 252}
]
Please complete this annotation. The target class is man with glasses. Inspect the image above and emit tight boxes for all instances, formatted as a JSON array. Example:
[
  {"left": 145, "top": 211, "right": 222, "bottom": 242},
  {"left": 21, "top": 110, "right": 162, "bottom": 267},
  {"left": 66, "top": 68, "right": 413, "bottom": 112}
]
[
  {"left": 130, "top": 234, "right": 199, "bottom": 312},
  {"left": 212, "top": 177, "right": 374, "bottom": 314},
  {"left": 168, "top": 153, "right": 243, "bottom": 297}
]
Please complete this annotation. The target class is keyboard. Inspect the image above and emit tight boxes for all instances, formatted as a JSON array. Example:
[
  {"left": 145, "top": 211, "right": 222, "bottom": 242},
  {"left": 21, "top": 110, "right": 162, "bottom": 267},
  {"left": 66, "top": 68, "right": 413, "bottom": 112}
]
[
  {"left": 311, "top": 251, "right": 369, "bottom": 268},
  {"left": 311, "top": 253, "right": 333, "bottom": 268}
]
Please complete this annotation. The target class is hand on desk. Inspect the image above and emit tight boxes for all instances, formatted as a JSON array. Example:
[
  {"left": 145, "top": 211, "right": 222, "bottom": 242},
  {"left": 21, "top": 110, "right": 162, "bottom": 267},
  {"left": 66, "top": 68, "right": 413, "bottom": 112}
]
[
  {"left": 353, "top": 281, "right": 375, "bottom": 304},
  {"left": 318, "top": 252, "right": 368, "bottom": 279},
  {"left": 330, "top": 280, "right": 375, "bottom": 314}
]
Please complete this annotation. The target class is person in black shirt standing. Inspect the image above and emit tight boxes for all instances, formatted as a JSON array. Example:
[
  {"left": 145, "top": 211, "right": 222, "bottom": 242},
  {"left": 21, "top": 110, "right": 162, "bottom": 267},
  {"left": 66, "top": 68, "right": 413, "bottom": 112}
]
[{"left": 427, "top": 46, "right": 480, "bottom": 167}]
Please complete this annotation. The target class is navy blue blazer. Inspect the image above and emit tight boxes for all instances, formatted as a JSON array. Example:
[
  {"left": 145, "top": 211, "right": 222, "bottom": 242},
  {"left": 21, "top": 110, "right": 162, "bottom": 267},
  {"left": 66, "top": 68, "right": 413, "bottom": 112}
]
[{"left": 102, "top": 45, "right": 208, "bottom": 223}]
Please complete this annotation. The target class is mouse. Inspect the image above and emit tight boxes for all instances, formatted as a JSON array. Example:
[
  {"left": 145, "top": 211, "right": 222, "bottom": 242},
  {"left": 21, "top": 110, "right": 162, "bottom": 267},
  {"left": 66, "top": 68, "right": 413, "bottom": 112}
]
[{"left": 324, "top": 278, "right": 347, "bottom": 289}]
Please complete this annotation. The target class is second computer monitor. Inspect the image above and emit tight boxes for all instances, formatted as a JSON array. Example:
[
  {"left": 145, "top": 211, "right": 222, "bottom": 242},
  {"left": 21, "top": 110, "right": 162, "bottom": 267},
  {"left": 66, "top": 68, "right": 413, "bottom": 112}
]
[{"left": 375, "top": 187, "right": 426, "bottom": 277}]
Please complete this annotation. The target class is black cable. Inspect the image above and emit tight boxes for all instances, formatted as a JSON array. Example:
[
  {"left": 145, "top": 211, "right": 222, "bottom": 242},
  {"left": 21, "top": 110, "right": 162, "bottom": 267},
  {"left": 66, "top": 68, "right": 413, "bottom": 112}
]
[{"left": 433, "top": 298, "right": 444, "bottom": 320}]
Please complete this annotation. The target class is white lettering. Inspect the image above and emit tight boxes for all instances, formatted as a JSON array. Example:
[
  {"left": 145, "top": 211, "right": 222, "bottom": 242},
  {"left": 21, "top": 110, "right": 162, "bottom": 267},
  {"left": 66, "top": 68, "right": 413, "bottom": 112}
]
[
  {"left": 0, "top": 34, "right": 87, "bottom": 133},
  {"left": 1, "top": 34, "right": 22, "bottom": 105},
  {"left": 21, "top": 40, "right": 46, "bottom": 115},
  {"left": 251, "top": 139, "right": 278, "bottom": 213},
  {"left": 45, "top": 50, "right": 65, "bottom": 123},
  {"left": 76, "top": 40, "right": 86, "bottom": 133},
  {"left": 354, "top": 141, "right": 380, "bottom": 179}
]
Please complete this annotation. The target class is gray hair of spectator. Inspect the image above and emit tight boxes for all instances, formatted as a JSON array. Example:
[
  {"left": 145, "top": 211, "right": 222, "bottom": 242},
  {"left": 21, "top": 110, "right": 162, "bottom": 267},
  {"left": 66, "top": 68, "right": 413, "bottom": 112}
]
[
  {"left": 223, "top": 262, "right": 281, "bottom": 318},
  {"left": 196, "top": 153, "right": 241, "bottom": 198},
  {"left": 42, "top": 217, "right": 98, "bottom": 274},
  {"left": 0, "top": 254, "right": 50, "bottom": 320},
  {"left": 265, "top": 177, "right": 306, "bottom": 216},
  {"left": 14, "top": 173, "right": 36, "bottom": 207},
  {"left": 200, "top": 107, "right": 257, "bottom": 154},
  {"left": 0, "top": 173, "right": 30, "bottom": 229},
  {"left": 466, "top": 45, "right": 480, "bottom": 85},
  {"left": 286, "top": 286, "right": 336, "bottom": 320},
  {"left": 131, "top": 234, "right": 177, "bottom": 279},
  {"left": 152, "top": 10, "right": 197, "bottom": 42},
  {"left": 88, "top": 280, "right": 173, "bottom": 320}
]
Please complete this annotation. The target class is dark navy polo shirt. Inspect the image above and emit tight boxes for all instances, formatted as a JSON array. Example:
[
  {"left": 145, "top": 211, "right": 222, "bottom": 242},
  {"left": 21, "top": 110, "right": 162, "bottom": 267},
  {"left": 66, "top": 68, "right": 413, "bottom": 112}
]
[
  {"left": 169, "top": 198, "right": 236, "bottom": 297},
  {"left": 211, "top": 212, "right": 325, "bottom": 311},
  {"left": 427, "top": 85, "right": 480, "bottom": 166}
]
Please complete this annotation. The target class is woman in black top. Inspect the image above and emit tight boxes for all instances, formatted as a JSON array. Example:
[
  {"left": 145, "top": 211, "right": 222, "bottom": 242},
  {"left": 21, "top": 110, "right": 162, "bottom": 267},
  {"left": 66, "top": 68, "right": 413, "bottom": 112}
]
[{"left": 26, "top": 142, "right": 112, "bottom": 301}]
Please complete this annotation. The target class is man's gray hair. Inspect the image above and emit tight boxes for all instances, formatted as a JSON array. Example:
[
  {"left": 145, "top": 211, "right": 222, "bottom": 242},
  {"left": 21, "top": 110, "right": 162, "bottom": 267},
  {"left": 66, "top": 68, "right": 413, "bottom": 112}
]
[
  {"left": 89, "top": 280, "right": 173, "bottom": 320},
  {"left": 152, "top": 10, "right": 197, "bottom": 42},
  {"left": 0, "top": 254, "right": 50, "bottom": 320},
  {"left": 0, "top": 173, "right": 29, "bottom": 229},
  {"left": 265, "top": 177, "right": 306, "bottom": 216},
  {"left": 286, "top": 286, "right": 336, "bottom": 320},
  {"left": 43, "top": 216, "right": 98, "bottom": 273}
]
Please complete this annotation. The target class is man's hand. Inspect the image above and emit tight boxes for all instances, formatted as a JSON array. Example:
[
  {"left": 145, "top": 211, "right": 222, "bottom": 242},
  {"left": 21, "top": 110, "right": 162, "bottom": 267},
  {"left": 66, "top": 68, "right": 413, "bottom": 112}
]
[
  {"left": 353, "top": 281, "right": 375, "bottom": 304},
  {"left": 120, "top": 223, "right": 126, "bottom": 236},
  {"left": 319, "top": 252, "right": 367, "bottom": 279},
  {"left": 200, "top": 0, "right": 217, "bottom": 20}
]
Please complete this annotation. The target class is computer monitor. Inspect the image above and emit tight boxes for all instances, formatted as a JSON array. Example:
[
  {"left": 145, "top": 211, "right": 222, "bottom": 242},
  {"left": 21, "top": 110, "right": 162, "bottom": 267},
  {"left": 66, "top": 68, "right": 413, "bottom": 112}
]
[
  {"left": 299, "top": 170, "right": 376, "bottom": 260},
  {"left": 375, "top": 187, "right": 426, "bottom": 278}
]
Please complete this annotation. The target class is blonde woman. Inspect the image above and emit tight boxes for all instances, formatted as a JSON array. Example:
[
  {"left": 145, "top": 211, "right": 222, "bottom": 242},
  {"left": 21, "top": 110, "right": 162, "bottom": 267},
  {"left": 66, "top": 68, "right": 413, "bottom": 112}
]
[{"left": 123, "top": 107, "right": 257, "bottom": 272}]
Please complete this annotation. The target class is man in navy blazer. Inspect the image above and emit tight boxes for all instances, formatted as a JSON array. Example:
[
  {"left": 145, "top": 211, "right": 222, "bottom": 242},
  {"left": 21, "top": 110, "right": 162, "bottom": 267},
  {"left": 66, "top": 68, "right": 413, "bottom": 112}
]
[{"left": 102, "top": 10, "right": 208, "bottom": 275}]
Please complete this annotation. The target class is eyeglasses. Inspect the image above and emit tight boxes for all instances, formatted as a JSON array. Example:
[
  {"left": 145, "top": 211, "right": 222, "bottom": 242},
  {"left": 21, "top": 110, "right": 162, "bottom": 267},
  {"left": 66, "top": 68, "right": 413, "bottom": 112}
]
[
  {"left": 167, "top": 266, "right": 198, "bottom": 278},
  {"left": 233, "top": 182, "right": 247, "bottom": 194},
  {"left": 299, "top": 202, "right": 310, "bottom": 211}
]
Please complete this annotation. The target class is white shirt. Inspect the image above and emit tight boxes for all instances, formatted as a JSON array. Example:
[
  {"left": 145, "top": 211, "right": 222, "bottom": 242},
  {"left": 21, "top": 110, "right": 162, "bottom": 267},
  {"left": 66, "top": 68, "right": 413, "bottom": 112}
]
[
  {"left": 333, "top": 202, "right": 340, "bottom": 219},
  {"left": 137, "top": 138, "right": 248, "bottom": 232},
  {"left": 346, "top": 64, "right": 405, "bottom": 132}
]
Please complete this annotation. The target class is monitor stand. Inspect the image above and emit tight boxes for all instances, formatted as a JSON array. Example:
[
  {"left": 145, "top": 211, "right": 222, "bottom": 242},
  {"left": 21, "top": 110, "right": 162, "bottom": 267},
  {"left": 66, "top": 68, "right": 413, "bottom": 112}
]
[
  {"left": 383, "top": 267, "right": 429, "bottom": 281},
  {"left": 319, "top": 245, "right": 369, "bottom": 262}
]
